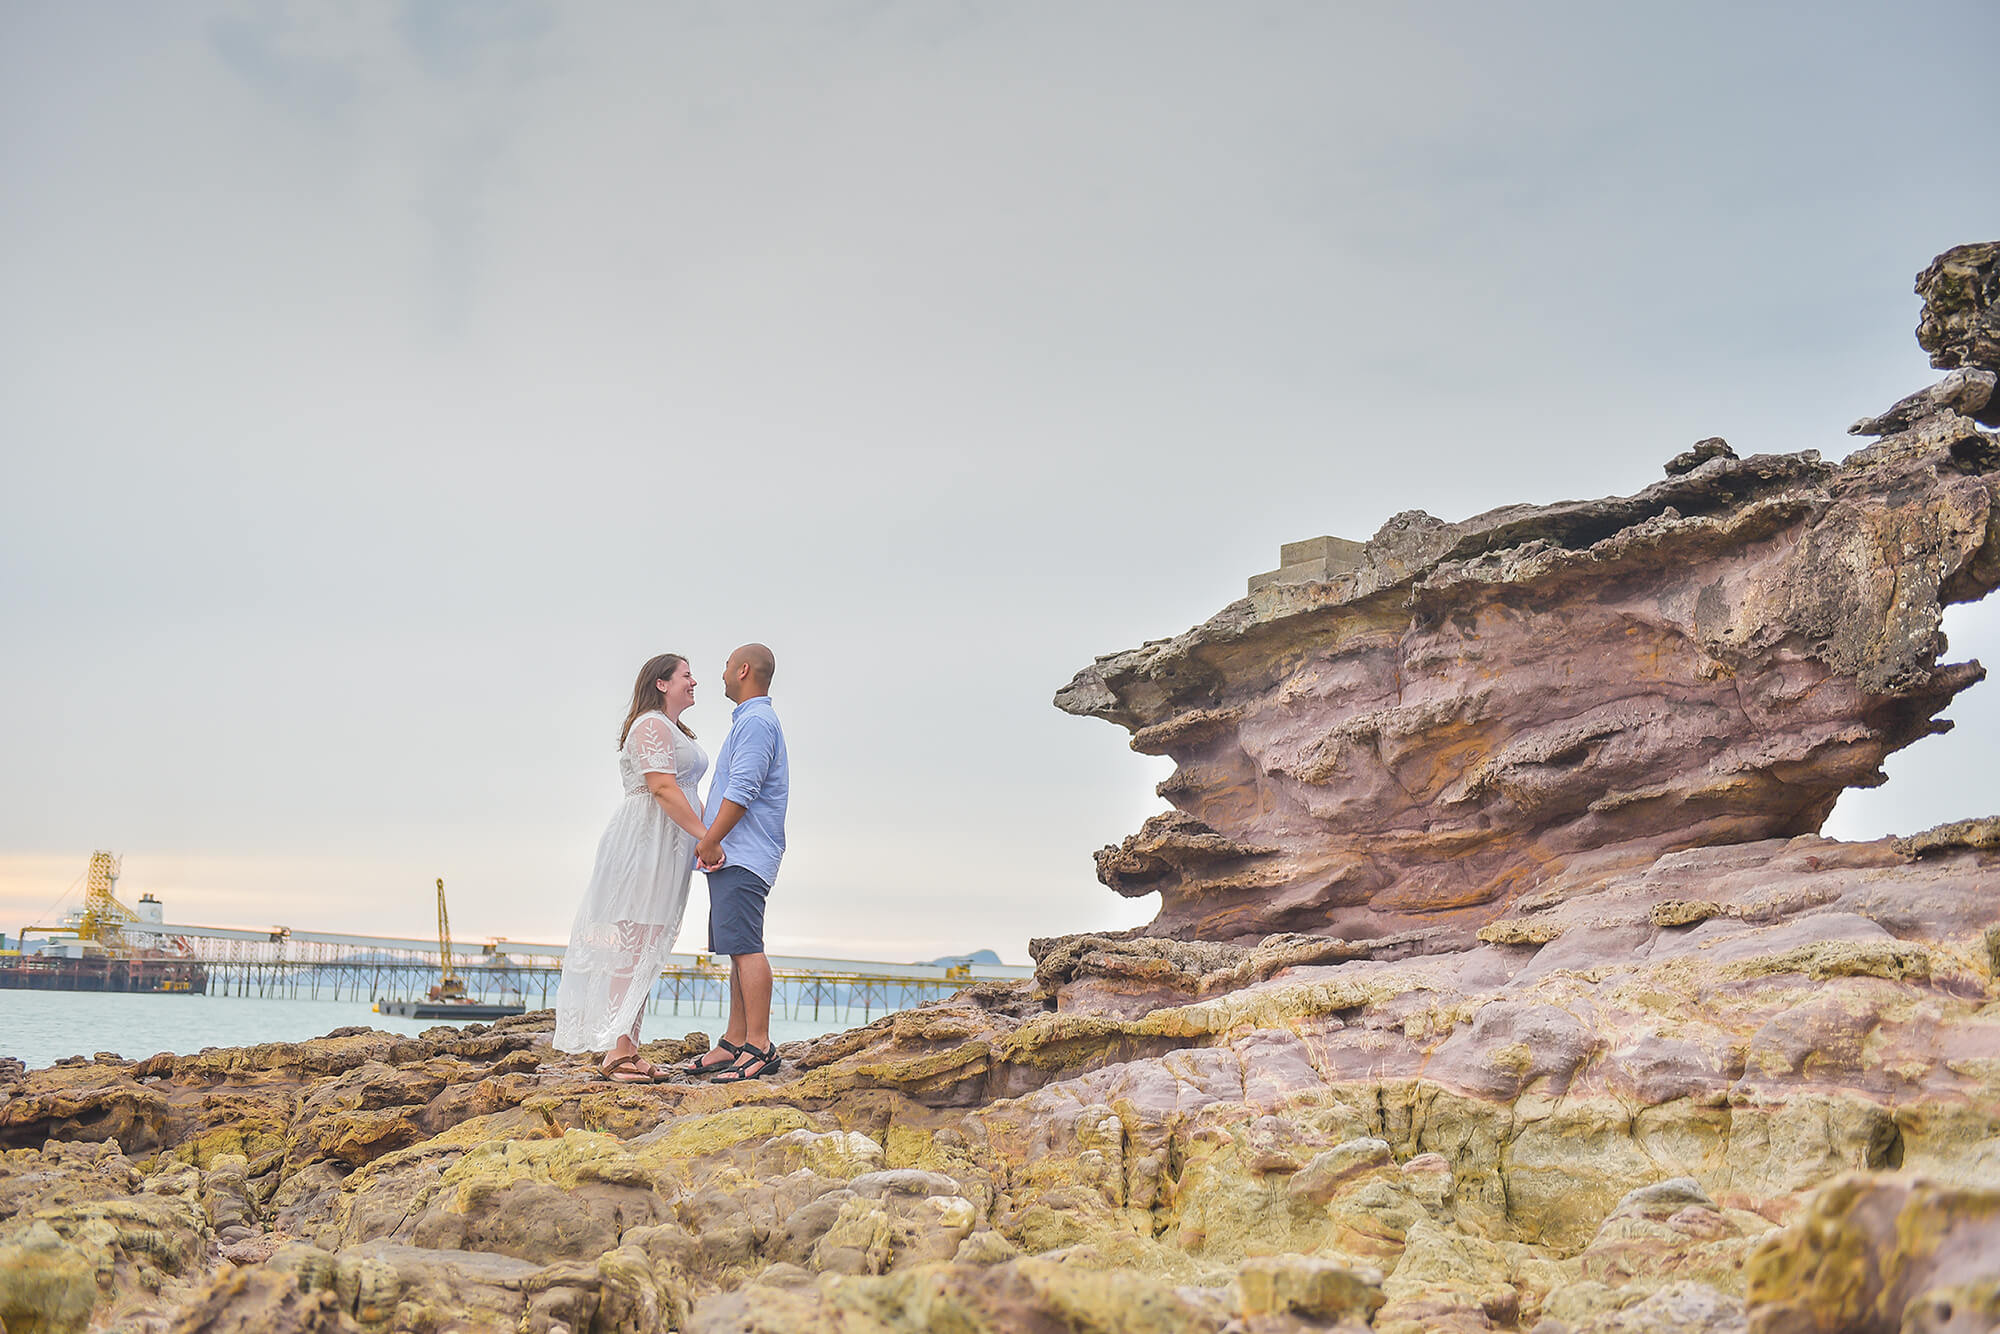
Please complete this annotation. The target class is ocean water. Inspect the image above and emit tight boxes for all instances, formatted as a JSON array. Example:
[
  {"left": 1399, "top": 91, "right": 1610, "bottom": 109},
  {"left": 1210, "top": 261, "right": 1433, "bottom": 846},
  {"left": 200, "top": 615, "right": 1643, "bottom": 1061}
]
[{"left": 0, "top": 990, "right": 881, "bottom": 1072}]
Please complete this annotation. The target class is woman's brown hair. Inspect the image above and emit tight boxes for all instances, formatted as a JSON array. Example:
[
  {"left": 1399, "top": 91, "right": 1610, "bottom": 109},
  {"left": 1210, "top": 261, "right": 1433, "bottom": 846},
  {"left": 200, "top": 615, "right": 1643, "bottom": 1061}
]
[{"left": 618, "top": 653, "right": 697, "bottom": 745}]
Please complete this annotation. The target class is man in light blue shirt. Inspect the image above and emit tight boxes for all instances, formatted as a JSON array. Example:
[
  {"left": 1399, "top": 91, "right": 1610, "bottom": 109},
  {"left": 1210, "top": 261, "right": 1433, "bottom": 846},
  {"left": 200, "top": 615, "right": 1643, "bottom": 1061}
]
[{"left": 689, "top": 642, "right": 790, "bottom": 1082}]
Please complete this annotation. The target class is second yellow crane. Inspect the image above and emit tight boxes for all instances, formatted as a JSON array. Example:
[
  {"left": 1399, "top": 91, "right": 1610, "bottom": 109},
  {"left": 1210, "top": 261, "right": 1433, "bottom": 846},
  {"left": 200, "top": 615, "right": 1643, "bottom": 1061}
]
[{"left": 427, "top": 877, "right": 467, "bottom": 1003}]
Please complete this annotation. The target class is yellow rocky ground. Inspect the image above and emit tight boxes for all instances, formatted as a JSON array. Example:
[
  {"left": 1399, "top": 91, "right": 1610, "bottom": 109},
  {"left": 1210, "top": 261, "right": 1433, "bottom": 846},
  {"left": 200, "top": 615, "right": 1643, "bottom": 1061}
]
[{"left": 2, "top": 865, "right": 1996, "bottom": 1333}]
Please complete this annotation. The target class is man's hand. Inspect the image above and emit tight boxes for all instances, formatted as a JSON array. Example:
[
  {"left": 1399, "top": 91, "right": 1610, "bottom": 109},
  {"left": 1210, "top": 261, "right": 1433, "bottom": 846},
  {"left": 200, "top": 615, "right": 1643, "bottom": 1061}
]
[{"left": 698, "top": 800, "right": 748, "bottom": 874}]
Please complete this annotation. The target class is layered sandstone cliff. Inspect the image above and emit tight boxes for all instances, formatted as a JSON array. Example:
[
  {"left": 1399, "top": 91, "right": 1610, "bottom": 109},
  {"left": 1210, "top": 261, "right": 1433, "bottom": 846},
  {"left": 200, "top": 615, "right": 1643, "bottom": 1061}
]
[{"left": 1057, "top": 245, "right": 2000, "bottom": 946}]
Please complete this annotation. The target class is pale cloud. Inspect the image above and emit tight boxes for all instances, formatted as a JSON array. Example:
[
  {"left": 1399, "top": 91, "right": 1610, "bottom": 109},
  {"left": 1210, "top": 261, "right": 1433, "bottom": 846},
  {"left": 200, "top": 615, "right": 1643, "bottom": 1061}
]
[{"left": 207, "top": 5, "right": 365, "bottom": 120}]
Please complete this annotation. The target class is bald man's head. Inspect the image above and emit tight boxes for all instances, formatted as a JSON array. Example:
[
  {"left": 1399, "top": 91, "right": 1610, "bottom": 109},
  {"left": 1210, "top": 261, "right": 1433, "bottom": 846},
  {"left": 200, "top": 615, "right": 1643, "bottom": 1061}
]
[{"left": 724, "top": 643, "right": 775, "bottom": 701}]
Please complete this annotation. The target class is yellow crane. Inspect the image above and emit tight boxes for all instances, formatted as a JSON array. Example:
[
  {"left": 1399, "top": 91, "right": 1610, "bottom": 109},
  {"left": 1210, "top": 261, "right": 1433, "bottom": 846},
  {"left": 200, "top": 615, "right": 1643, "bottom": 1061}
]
[
  {"left": 19, "top": 852, "right": 137, "bottom": 953},
  {"left": 78, "top": 852, "right": 139, "bottom": 949},
  {"left": 427, "top": 877, "right": 467, "bottom": 1002},
  {"left": 375, "top": 875, "right": 522, "bottom": 1020}
]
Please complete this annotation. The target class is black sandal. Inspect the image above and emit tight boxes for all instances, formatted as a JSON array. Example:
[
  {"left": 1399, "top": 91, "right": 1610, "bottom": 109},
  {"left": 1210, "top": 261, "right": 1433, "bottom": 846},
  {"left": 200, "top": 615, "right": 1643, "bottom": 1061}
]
[
  {"left": 684, "top": 1038, "right": 745, "bottom": 1077},
  {"left": 707, "top": 1041, "right": 780, "bottom": 1083}
]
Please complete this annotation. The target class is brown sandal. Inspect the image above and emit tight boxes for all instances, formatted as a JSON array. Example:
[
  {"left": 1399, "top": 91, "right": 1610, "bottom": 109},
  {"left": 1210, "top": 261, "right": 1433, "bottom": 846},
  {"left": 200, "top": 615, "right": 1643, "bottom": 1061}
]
[{"left": 595, "top": 1053, "right": 652, "bottom": 1083}]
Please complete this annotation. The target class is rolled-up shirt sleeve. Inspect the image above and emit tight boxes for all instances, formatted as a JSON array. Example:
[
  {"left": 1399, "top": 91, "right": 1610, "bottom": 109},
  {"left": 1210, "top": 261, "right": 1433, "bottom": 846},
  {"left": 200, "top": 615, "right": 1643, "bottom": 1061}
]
[{"left": 721, "top": 718, "right": 778, "bottom": 807}]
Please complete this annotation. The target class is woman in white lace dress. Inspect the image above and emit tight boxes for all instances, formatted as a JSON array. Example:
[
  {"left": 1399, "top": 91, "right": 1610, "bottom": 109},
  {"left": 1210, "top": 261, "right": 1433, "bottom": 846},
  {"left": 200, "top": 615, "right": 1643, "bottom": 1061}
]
[{"left": 553, "top": 653, "right": 708, "bottom": 1080}]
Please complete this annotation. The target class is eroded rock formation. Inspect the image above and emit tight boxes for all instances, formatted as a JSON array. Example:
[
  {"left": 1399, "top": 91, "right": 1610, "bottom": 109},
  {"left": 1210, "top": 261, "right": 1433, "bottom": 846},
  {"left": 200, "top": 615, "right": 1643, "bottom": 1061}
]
[
  {"left": 1915, "top": 240, "right": 2000, "bottom": 387},
  {"left": 5, "top": 246, "right": 1998, "bottom": 1334},
  {"left": 1058, "top": 257, "right": 2000, "bottom": 944}
]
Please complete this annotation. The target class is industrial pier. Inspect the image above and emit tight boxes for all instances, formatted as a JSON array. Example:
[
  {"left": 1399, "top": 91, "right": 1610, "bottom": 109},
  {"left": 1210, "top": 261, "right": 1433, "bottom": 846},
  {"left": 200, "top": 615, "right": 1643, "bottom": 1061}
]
[
  {"left": 7, "top": 854, "right": 1032, "bottom": 1024},
  {"left": 166, "top": 925, "right": 1025, "bottom": 1024}
]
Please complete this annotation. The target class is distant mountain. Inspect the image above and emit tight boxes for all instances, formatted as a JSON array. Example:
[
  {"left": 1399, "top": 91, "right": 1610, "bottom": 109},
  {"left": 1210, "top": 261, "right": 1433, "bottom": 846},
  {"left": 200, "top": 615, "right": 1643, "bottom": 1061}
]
[{"left": 914, "top": 949, "right": 1001, "bottom": 966}]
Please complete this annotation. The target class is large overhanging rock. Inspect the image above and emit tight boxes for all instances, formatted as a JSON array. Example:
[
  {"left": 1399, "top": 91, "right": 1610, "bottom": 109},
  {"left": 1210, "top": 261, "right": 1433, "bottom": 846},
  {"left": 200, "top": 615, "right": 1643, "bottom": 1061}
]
[{"left": 1058, "top": 275, "right": 2000, "bottom": 945}]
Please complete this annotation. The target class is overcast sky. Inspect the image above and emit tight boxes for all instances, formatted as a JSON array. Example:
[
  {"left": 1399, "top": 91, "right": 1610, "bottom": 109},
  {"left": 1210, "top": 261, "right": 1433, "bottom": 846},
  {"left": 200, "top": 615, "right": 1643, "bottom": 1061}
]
[{"left": 4, "top": 1, "right": 1997, "bottom": 963}]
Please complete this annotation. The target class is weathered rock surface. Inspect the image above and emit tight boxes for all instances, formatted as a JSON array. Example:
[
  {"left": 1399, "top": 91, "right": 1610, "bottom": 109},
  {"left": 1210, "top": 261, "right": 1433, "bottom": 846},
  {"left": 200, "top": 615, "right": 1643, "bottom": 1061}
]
[
  {"left": 2, "top": 908, "right": 1994, "bottom": 1334},
  {"left": 1917, "top": 241, "right": 2000, "bottom": 378},
  {"left": 4, "top": 246, "right": 1997, "bottom": 1334},
  {"left": 1058, "top": 351, "right": 2000, "bottom": 947}
]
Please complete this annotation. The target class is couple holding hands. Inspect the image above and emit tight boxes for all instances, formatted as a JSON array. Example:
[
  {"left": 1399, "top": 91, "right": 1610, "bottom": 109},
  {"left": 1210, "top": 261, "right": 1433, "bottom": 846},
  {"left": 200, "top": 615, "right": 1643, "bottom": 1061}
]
[{"left": 551, "top": 645, "right": 791, "bottom": 1083}]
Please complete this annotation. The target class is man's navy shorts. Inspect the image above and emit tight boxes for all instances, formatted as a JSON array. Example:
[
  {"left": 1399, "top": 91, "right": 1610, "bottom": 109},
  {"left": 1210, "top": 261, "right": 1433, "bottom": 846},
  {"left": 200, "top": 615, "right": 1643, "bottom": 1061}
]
[{"left": 705, "top": 865, "right": 769, "bottom": 956}]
